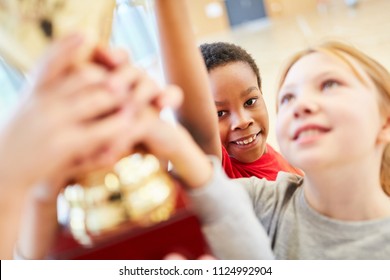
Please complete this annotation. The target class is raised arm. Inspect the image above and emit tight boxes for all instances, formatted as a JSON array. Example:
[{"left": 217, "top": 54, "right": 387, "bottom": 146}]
[{"left": 154, "top": 0, "right": 221, "bottom": 158}]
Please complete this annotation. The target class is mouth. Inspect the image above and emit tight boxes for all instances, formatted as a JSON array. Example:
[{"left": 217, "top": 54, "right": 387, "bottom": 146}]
[
  {"left": 293, "top": 125, "right": 331, "bottom": 142},
  {"left": 231, "top": 131, "right": 261, "bottom": 146}
]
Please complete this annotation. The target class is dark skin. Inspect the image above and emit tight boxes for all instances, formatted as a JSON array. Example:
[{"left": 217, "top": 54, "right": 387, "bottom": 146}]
[{"left": 155, "top": 0, "right": 270, "bottom": 164}]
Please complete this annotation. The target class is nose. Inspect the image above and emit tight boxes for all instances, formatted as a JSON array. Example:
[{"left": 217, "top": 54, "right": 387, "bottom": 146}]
[
  {"left": 230, "top": 110, "right": 253, "bottom": 130},
  {"left": 293, "top": 95, "right": 319, "bottom": 118}
]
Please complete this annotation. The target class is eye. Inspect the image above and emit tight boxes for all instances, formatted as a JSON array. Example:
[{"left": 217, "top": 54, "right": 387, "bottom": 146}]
[
  {"left": 244, "top": 98, "right": 257, "bottom": 107},
  {"left": 217, "top": 110, "right": 228, "bottom": 118},
  {"left": 279, "top": 93, "right": 295, "bottom": 106},
  {"left": 321, "top": 79, "right": 340, "bottom": 91}
]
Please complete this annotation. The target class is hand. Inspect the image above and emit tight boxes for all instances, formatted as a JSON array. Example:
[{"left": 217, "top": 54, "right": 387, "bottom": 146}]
[
  {"left": 0, "top": 34, "right": 134, "bottom": 190},
  {"left": 164, "top": 253, "right": 216, "bottom": 260},
  {"left": 119, "top": 95, "right": 213, "bottom": 190}
]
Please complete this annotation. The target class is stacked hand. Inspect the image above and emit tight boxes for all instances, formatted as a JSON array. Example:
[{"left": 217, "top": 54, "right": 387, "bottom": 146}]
[{"left": 8, "top": 34, "right": 188, "bottom": 259}]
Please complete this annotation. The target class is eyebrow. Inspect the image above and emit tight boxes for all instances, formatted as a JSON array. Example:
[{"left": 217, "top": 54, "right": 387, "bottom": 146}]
[
  {"left": 281, "top": 71, "right": 337, "bottom": 91},
  {"left": 241, "top": 86, "right": 259, "bottom": 97},
  {"left": 215, "top": 86, "right": 259, "bottom": 106},
  {"left": 215, "top": 100, "right": 226, "bottom": 106}
]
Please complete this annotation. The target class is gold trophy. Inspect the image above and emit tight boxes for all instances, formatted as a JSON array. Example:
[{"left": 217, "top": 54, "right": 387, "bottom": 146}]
[
  {"left": 0, "top": 0, "right": 178, "bottom": 247},
  {"left": 62, "top": 151, "right": 177, "bottom": 246}
]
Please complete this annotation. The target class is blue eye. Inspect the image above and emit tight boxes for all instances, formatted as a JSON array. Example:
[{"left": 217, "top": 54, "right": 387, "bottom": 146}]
[
  {"left": 322, "top": 79, "right": 340, "bottom": 91},
  {"left": 279, "top": 93, "right": 295, "bottom": 106},
  {"left": 244, "top": 98, "right": 257, "bottom": 107}
]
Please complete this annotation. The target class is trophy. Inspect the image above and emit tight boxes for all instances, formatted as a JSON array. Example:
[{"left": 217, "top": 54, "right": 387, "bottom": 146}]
[
  {"left": 0, "top": 0, "right": 209, "bottom": 258},
  {"left": 61, "top": 151, "right": 177, "bottom": 246}
]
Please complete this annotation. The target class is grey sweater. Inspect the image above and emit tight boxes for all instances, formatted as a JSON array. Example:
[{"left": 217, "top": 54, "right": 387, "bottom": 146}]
[{"left": 188, "top": 158, "right": 390, "bottom": 259}]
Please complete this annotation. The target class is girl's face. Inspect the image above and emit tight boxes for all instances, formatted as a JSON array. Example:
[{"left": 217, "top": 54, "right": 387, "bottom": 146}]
[
  {"left": 209, "top": 62, "right": 269, "bottom": 163},
  {"left": 276, "top": 52, "right": 384, "bottom": 171}
]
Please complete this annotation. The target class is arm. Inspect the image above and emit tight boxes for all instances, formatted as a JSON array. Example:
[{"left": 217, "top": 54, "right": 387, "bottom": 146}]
[
  {"left": 0, "top": 35, "right": 87, "bottom": 259},
  {"left": 154, "top": 0, "right": 221, "bottom": 158},
  {"left": 186, "top": 158, "right": 275, "bottom": 260},
  {"left": 11, "top": 40, "right": 181, "bottom": 259},
  {"left": 15, "top": 181, "right": 61, "bottom": 260},
  {"left": 0, "top": 180, "right": 27, "bottom": 259},
  {"left": 0, "top": 36, "right": 131, "bottom": 259},
  {"left": 130, "top": 106, "right": 274, "bottom": 259}
]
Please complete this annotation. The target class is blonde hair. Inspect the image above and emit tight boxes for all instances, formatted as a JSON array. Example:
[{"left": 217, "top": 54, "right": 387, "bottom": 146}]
[{"left": 277, "top": 41, "right": 390, "bottom": 195}]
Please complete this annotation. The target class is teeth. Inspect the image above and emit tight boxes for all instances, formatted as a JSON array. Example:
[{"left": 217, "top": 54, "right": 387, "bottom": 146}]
[
  {"left": 298, "top": 129, "right": 321, "bottom": 139},
  {"left": 235, "top": 134, "right": 257, "bottom": 145}
]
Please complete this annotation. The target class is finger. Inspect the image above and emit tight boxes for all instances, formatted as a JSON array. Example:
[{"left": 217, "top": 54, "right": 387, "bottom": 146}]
[
  {"left": 93, "top": 46, "right": 130, "bottom": 69},
  {"left": 105, "top": 65, "right": 142, "bottom": 97},
  {"left": 45, "top": 63, "right": 108, "bottom": 98},
  {"left": 164, "top": 253, "right": 187, "bottom": 260},
  {"left": 198, "top": 254, "right": 217, "bottom": 260},
  {"left": 65, "top": 148, "right": 120, "bottom": 178},
  {"left": 66, "top": 87, "right": 126, "bottom": 122},
  {"left": 154, "top": 85, "right": 183, "bottom": 110},
  {"left": 30, "top": 33, "right": 85, "bottom": 89},
  {"left": 129, "top": 75, "right": 162, "bottom": 115},
  {"left": 74, "top": 108, "right": 133, "bottom": 156}
]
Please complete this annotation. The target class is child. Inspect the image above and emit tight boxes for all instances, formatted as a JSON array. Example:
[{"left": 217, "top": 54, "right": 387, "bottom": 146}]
[
  {"left": 155, "top": 0, "right": 302, "bottom": 180},
  {"left": 2, "top": 35, "right": 181, "bottom": 259},
  {"left": 160, "top": 40, "right": 390, "bottom": 259}
]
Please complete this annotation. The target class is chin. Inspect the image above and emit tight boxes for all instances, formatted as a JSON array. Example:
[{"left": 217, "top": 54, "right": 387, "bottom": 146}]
[
  {"left": 290, "top": 157, "right": 325, "bottom": 172},
  {"left": 242, "top": 148, "right": 265, "bottom": 163}
]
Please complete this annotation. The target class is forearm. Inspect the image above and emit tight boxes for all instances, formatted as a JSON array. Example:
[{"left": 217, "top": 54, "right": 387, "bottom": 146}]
[
  {"left": 169, "top": 125, "right": 214, "bottom": 189},
  {"left": 186, "top": 158, "right": 275, "bottom": 260},
  {"left": 0, "top": 186, "right": 27, "bottom": 259},
  {"left": 16, "top": 192, "right": 59, "bottom": 259},
  {"left": 155, "top": 0, "right": 221, "bottom": 157}
]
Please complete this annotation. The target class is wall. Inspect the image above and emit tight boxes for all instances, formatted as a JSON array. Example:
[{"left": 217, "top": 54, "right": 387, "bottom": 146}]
[
  {"left": 264, "top": 0, "right": 318, "bottom": 17},
  {"left": 185, "top": 0, "right": 230, "bottom": 37}
]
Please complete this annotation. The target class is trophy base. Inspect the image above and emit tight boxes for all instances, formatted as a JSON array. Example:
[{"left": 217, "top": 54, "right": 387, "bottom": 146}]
[{"left": 49, "top": 189, "right": 210, "bottom": 260}]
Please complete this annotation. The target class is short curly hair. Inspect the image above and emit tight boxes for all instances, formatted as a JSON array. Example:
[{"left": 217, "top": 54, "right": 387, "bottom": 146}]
[{"left": 200, "top": 42, "right": 262, "bottom": 91}]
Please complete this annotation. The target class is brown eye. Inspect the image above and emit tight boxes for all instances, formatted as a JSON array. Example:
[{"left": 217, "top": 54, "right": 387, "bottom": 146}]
[
  {"left": 244, "top": 98, "right": 257, "bottom": 107},
  {"left": 217, "top": 110, "right": 227, "bottom": 118}
]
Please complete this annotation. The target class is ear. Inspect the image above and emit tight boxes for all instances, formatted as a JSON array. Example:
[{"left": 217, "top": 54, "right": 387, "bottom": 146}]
[{"left": 378, "top": 116, "right": 390, "bottom": 143}]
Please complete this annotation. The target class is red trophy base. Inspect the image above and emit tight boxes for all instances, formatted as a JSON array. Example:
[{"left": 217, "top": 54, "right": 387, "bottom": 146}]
[{"left": 49, "top": 188, "right": 210, "bottom": 260}]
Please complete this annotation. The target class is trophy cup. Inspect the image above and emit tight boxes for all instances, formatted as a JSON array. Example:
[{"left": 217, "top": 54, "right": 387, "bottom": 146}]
[{"left": 0, "top": 0, "right": 209, "bottom": 259}]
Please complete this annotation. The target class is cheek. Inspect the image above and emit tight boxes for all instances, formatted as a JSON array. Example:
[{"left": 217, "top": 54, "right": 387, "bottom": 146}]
[
  {"left": 275, "top": 112, "right": 290, "bottom": 143},
  {"left": 218, "top": 122, "right": 230, "bottom": 143},
  {"left": 255, "top": 101, "right": 269, "bottom": 121},
  {"left": 254, "top": 108, "right": 269, "bottom": 126}
]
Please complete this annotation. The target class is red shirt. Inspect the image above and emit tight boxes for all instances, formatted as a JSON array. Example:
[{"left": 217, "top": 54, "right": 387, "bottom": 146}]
[{"left": 222, "top": 144, "right": 303, "bottom": 180}]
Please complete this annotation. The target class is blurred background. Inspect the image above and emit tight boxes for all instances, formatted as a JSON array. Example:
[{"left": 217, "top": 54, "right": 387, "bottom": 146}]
[{"left": 1, "top": 0, "right": 389, "bottom": 148}]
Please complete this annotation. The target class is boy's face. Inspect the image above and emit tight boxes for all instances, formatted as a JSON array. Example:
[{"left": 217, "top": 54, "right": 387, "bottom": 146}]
[
  {"left": 209, "top": 61, "right": 269, "bottom": 163},
  {"left": 276, "top": 52, "right": 383, "bottom": 172}
]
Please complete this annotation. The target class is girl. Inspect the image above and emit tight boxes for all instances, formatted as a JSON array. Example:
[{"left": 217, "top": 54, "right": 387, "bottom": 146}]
[{"left": 155, "top": 0, "right": 302, "bottom": 180}]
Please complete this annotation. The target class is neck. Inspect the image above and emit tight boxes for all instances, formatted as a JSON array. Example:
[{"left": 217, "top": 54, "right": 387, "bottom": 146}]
[{"left": 303, "top": 156, "right": 390, "bottom": 221}]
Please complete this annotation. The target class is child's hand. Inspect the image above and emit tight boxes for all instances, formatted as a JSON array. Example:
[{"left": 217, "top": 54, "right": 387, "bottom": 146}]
[
  {"left": 164, "top": 252, "right": 216, "bottom": 260},
  {"left": 0, "top": 35, "right": 132, "bottom": 191},
  {"left": 120, "top": 93, "right": 213, "bottom": 190}
]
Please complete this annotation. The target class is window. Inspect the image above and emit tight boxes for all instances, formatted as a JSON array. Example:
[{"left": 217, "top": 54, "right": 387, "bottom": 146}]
[{"left": 0, "top": 58, "right": 24, "bottom": 125}]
